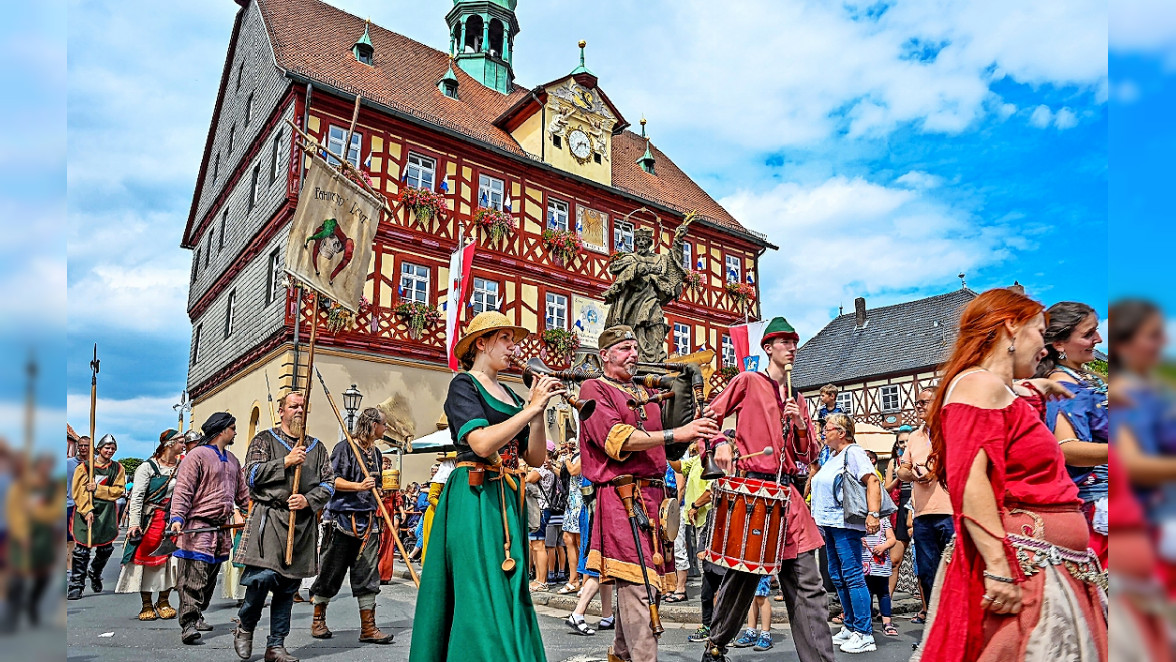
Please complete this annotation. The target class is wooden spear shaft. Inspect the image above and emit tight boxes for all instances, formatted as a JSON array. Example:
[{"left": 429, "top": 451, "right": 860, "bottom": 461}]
[
  {"left": 87, "top": 344, "right": 99, "bottom": 547},
  {"left": 314, "top": 368, "right": 420, "bottom": 588},
  {"left": 285, "top": 289, "right": 319, "bottom": 566}
]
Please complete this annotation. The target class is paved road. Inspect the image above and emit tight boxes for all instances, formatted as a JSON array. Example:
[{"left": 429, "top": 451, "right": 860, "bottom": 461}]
[{"left": 68, "top": 545, "right": 922, "bottom": 661}]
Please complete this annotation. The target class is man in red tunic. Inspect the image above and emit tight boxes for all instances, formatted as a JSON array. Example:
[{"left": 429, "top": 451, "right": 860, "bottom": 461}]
[
  {"left": 579, "top": 326, "right": 719, "bottom": 662},
  {"left": 700, "top": 316, "right": 833, "bottom": 662}
]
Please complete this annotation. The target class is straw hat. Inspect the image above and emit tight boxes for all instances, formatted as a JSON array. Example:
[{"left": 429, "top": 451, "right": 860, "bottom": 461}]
[{"left": 453, "top": 311, "right": 530, "bottom": 360}]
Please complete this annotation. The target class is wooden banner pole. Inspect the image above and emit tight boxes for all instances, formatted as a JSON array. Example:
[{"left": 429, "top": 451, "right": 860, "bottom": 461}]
[
  {"left": 285, "top": 288, "right": 319, "bottom": 566},
  {"left": 314, "top": 367, "right": 421, "bottom": 588}
]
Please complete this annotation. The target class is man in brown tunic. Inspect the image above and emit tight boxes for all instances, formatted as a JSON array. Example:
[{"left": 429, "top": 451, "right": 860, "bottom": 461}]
[
  {"left": 231, "top": 391, "right": 335, "bottom": 662},
  {"left": 579, "top": 326, "right": 719, "bottom": 662}
]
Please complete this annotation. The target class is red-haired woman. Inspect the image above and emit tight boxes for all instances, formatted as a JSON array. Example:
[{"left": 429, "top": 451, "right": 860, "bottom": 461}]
[{"left": 914, "top": 289, "right": 1107, "bottom": 662}]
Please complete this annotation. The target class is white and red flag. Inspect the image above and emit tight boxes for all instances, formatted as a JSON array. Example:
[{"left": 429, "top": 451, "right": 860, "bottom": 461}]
[
  {"left": 728, "top": 319, "right": 770, "bottom": 373},
  {"left": 445, "top": 240, "right": 477, "bottom": 370}
]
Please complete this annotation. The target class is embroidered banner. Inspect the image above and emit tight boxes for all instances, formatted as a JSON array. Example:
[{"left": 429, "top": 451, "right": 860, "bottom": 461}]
[{"left": 285, "top": 154, "right": 382, "bottom": 311}]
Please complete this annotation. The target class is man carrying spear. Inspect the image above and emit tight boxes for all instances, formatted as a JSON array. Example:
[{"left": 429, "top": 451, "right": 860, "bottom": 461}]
[
  {"left": 168, "top": 412, "right": 249, "bottom": 644},
  {"left": 68, "top": 434, "right": 125, "bottom": 600},
  {"left": 233, "top": 391, "right": 335, "bottom": 662},
  {"left": 308, "top": 406, "right": 395, "bottom": 644}
]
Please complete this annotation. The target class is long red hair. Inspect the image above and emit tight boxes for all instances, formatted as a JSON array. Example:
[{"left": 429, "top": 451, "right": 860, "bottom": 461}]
[{"left": 926, "top": 288, "right": 1045, "bottom": 486}]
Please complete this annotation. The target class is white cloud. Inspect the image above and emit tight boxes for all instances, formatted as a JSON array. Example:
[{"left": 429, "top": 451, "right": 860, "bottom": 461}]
[
  {"left": 997, "top": 102, "right": 1018, "bottom": 120},
  {"left": 67, "top": 262, "right": 191, "bottom": 335},
  {"left": 895, "top": 170, "right": 945, "bottom": 190},
  {"left": 66, "top": 393, "right": 183, "bottom": 458},
  {"left": 1054, "top": 107, "right": 1079, "bottom": 129},
  {"left": 1029, "top": 105, "right": 1054, "bottom": 128},
  {"left": 1111, "top": 0, "right": 1176, "bottom": 63},
  {"left": 1112, "top": 80, "right": 1142, "bottom": 104},
  {"left": 720, "top": 176, "right": 1017, "bottom": 337}
]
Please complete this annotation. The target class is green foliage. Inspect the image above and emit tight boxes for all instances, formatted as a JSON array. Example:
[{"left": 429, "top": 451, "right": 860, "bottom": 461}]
[{"left": 120, "top": 457, "right": 144, "bottom": 477}]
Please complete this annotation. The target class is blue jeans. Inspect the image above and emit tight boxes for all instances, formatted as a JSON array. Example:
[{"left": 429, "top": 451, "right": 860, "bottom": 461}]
[
  {"left": 237, "top": 567, "right": 301, "bottom": 648},
  {"left": 821, "top": 526, "right": 873, "bottom": 636},
  {"left": 913, "top": 514, "right": 954, "bottom": 603}
]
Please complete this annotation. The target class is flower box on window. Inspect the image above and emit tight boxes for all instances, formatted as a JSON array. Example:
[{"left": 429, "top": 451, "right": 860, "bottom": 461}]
[
  {"left": 394, "top": 301, "right": 441, "bottom": 339},
  {"left": 541, "top": 229, "right": 583, "bottom": 266},
  {"left": 398, "top": 186, "right": 447, "bottom": 225},
  {"left": 323, "top": 299, "right": 356, "bottom": 334},
  {"left": 724, "top": 281, "right": 757, "bottom": 307},
  {"left": 541, "top": 328, "right": 580, "bottom": 362},
  {"left": 474, "top": 207, "right": 516, "bottom": 244},
  {"left": 683, "top": 269, "right": 704, "bottom": 291}
]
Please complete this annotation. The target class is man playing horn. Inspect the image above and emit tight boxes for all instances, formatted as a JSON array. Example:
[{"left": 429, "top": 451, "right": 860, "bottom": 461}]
[{"left": 579, "top": 325, "right": 719, "bottom": 661}]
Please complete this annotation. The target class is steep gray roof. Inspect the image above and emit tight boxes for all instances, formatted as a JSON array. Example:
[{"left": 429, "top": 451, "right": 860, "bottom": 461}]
[{"left": 793, "top": 288, "right": 978, "bottom": 391}]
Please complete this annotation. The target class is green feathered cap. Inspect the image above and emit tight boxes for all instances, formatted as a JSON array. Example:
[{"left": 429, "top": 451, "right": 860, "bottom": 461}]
[{"left": 761, "top": 316, "right": 799, "bottom": 344}]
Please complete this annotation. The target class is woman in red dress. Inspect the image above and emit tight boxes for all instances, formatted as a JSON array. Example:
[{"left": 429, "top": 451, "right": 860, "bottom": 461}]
[{"left": 915, "top": 289, "right": 1107, "bottom": 661}]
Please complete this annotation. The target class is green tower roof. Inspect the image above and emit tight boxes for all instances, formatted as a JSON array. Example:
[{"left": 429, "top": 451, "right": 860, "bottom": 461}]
[
  {"left": 453, "top": 0, "right": 517, "bottom": 9},
  {"left": 570, "top": 39, "right": 595, "bottom": 77},
  {"left": 355, "top": 20, "right": 373, "bottom": 48}
]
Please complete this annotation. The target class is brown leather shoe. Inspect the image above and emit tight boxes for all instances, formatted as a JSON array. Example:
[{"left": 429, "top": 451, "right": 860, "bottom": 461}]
[
  {"left": 232, "top": 626, "right": 253, "bottom": 660},
  {"left": 263, "top": 646, "right": 299, "bottom": 662},
  {"left": 358, "top": 608, "right": 394, "bottom": 644},
  {"left": 310, "top": 603, "right": 332, "bottom": 639}
]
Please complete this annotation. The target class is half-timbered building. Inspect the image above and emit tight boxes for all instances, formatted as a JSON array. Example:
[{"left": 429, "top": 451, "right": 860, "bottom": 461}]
[{"left": 181, "top": 0, "right": 773, "bottom": 470}]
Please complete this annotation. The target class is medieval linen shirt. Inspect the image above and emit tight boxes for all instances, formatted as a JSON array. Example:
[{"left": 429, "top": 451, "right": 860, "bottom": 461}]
[
  {"left": 169, "top": 444, "right": 249, "bottom": 563},
  {"left": 325, "top": 441, "right": 383, "bottom": 536},
  {"left": 707, "top": 370, "right": 823, "bottom": 559},
  {"left": 235, "top": 427, "right": 335, "bottom": 579},
  {"left": 70, "top": 459, "right": 126, "bottom": 547},
  {"left": 579, "top": 377, "right": 673, "bottom": 591}
]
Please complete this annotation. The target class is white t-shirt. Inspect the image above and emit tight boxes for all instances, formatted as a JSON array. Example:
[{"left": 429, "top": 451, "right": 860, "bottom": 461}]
[
  {"left": 431, "top": 458, "right": 457, "bottom": 486},
  {"left": 810, "top": 444, "right": 876, "bottom": 531}
]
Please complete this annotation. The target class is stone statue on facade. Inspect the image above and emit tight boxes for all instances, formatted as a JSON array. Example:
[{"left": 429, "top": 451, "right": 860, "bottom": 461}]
[{"left": 602, "top": 211, "right": 696, "bottom": 363}]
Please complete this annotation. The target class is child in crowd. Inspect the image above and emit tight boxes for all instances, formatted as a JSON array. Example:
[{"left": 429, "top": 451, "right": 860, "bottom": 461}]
[
  {"left": 862, "top": 514, "right": 898, "bottom": 637},
  {"left": 731, "top": 575, "right": 774, "bottom": 651}
]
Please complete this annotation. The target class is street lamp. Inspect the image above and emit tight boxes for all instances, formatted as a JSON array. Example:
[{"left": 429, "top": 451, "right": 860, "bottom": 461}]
[{"left": 342, "top": 384, "right": 363, "bottom": 433}]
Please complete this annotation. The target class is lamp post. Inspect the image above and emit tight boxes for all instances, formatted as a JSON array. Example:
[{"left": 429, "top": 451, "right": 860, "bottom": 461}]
[{"left": 342, "top": 384, "right": 363, "bottom": 433}]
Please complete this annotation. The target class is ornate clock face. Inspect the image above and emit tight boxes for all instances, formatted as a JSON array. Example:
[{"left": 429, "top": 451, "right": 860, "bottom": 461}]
[{"left": 569, "top": 129, "right": 592, "bottom": 160}]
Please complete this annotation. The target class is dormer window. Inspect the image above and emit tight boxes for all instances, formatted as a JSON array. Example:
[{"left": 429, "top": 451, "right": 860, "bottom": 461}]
[
  {"left": 352, "top": 20, "right": 374, "bottom": 65},
  {"left": 355, "top": 45, "right": 373, "bottom": 65}
]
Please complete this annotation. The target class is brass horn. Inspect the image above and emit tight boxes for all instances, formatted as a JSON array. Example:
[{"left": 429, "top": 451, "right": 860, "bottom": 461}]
[{"left": 511, "top": 356, "right": 598, "bottom": 421}]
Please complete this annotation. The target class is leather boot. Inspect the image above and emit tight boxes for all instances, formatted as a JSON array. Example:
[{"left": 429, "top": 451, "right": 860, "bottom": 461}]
[
  {"left": 607, "top": 646, "right": 629, "bottom": 662},
  {"left": 358, "top": 608, "right": 394, "bottom": 644},
  {"left": 310, "top": 603, "right": 332, "bottom": 639},
  {"left": 67, "top": 546, "right": 89, "bottom": 599},
  {"left": 232, "top": 626, "right": 254, "bottom": 660},
  {"left": 89, "top": 544, "right": 113, "bottom": 593},
  {"left": 263, "top": 646, "right": 299, "bottom": 662}
]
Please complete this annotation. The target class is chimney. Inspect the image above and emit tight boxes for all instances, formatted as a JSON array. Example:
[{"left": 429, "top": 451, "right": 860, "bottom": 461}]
[
  {"left": 1009, "top": 280, "right": 1025, "bottom": 295},
  {"left": 854, "top": 297, "right": 866, "bottom": 327}
]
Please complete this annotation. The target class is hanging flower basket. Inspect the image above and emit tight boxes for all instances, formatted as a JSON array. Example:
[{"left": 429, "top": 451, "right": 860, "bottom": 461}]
[
  {"left": 541, "top": 229, "right": 583, "bottom": 266},
  {"left": 474, "top": 207, "right": 516, "bottom": 244},
  {"left": 323, "top": 299, "right": 356, "bottom": 334},
  {"left": 398, "top": 186, "right": 447, "bottom": 225},
  {"left": 724, "top": 281, "right": 757, "bottom": 307},
  {"left": 541, "top": 328, "right": 580, "bottom": 363},
  {"left": 394, "top": 301, "right": 441, "bottom": 339},
  {"left": 683, "top": 269, "right": 705, "bottom": 291}
]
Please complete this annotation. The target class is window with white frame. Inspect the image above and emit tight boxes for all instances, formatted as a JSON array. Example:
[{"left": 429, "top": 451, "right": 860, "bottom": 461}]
[
  {"left": 249, "top": 165, "right": 261, "bottom": 211},
  {"left": 326, "top": 125, "right": 362, "bottom": 168},
  {"left": 270, "top": 131, "right": 283, "bottom": 184},
  {"left": 266, "top": 249, "right": 282, "bottom": 306},
  {"left": 191, "top": 250, "right": 199, "bottom": 282},
  {"left": 399, "top": 263, "right": 430, "bottom": 304},
  {"left": 213, "top": 152, "right": 219, "bottom": 181},
  {"left": 191, "top": 324, "right": 202, "bottom": 365},
  {"left": 245, "top": 91, "right": 254, "bottom": 126},
  {"left": 219, "top": 210, "right": 227, "bottom": 251},
  {"left": 725, "top": 255, "right": 741, "bottom": 283},
  {"left": 228, "top": 124, "right": 236, "bottom": 156},
  {"left": 478, "top": 174, "right": 504, "bottom": 210},
  {"left": 721, "top": 334, "right": 736, "bottom": 367},
  {"left": 545, "top": 292, "right": 568, "bottom": 330},
  {"left": 406, "top": 153, "right": 436, "bottom": 191},
  {"left": 613, "top": 221, "right": 634, "bottom": 253},
  {"left": 673, "top": 322, "right": 690, "bottom": 356},
  {"left": 682, "top": 242, "right": 693, "bottom": 272},
  {"left": 880, "top": 385, "right": 901, "bottom": 412},
  {"left": 224, "top": 290, "right": 236, "bottom": 339},
  {"left": 836, "top": 390, "right": 853, "bottom": 414},
  {"left": 472, "top": 278, "right": 499, "bottom": 315},
  {"left": 547, "top": 199, "right": 569, "bottom": 231}
]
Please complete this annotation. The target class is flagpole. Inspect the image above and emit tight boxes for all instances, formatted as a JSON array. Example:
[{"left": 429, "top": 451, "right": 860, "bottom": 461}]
[{"left": 285, "top": 287, "right": 319, "bottom": 566}]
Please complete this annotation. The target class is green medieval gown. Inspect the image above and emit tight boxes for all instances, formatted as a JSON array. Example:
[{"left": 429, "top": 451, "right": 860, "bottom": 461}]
[{"left": 409, "top": 372, "right": 546, "bottom": 662}]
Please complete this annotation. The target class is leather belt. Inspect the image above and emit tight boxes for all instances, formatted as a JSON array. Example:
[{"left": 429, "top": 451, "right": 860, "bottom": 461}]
[{"left": 608, "top": 476, "right": 665, "bottom": 489}]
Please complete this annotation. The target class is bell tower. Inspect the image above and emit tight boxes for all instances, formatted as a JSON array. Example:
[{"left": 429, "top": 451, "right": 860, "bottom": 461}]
[{"left": 445, "top": 0, "right": 520, "bottom": 94}]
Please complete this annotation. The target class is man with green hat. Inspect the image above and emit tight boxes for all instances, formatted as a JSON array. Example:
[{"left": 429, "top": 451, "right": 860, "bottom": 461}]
[
  {"left": 698, "top": 317, "right": 834, "bottom": 662},
  {"left": 68, "top": 434, "right": 126, "bottom": 600}
]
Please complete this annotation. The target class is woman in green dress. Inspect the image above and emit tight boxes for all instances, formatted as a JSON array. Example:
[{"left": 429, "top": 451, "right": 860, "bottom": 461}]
[{"left": 409, "top": 311, "right": 565, "bottom": 662}]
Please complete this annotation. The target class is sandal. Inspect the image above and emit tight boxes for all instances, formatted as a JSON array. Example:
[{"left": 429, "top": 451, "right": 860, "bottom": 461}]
[
  {"left": 528, "top": 581, "right": 548, "bottom": 592},
  {"left": 774, "top": 592, "right": 784, "bottom": 602},
  {"left": 884, "top": 624, "right": 899, "bottom": 637},
  {"left": 154, "top": 601, "right": 177, "bottom": 620},
  {"left": 557, "top": 582, "right": 581, "bottom": 595},
  {"left": 138, "top": 606, "right": 159, "bottom": 621},
  {"left": 566, "top": 614, "right": 596, "bottom": 636},
  {"left": 831, "top": 613, "right": 845, "bottom": 625},
  {"left": 663, "top": 592, "right": 688, "bottom": 603},
  {"left": 910, "top": 610, "right": 927, "bottom": 624}
]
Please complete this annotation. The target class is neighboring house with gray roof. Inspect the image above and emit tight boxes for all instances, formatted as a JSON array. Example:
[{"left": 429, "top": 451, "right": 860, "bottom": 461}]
[{"left": 793, "top": 288, "right": 978, "bottom": 430}]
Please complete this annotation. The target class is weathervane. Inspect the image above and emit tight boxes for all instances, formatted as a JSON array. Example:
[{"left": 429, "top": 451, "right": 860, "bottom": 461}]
[{"left": 958, "top": 272, "right": 967, "bottom": 289}]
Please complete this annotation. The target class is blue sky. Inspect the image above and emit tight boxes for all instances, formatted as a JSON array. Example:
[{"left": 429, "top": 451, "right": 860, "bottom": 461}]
[{"left": 60, "top": 0, "right": 1130, "bottom": 459}]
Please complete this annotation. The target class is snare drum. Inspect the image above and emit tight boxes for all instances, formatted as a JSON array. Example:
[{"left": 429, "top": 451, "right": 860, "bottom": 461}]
[{"left": 703, "top": 476, "right": 791, "bottom": 575}]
